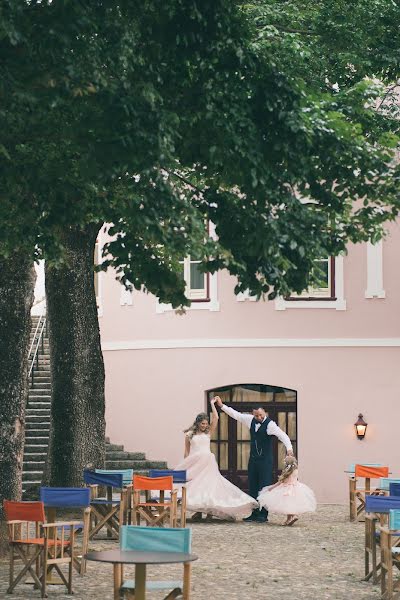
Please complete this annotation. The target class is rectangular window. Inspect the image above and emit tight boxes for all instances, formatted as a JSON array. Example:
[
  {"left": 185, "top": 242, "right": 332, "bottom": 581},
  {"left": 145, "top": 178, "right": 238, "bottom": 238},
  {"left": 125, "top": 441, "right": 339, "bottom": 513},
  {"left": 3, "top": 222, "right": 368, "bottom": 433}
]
[
  {"left": 179, "top": 256, "right": 209, "bottom": 301},
  {"left": 287, "top": 256, "right": 335, "bottom": 301}
]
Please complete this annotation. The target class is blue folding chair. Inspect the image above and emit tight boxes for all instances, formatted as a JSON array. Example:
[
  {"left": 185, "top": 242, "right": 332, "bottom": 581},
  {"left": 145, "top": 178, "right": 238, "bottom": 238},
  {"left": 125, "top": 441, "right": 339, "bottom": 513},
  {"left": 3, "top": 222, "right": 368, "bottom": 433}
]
[
  {"left": 119, "top": 525, "right": 192, "bottom": 599},
  {"left": 149, "top": 470, "right": 188, "bottom": 527},
  {"left": 364, "top": 495, "right": 400, "bottom": 584},
  {"left": 380, "top": 510, "right": 400, "bottom": 598},
  {"left": 390, "top": 483, "right": 400, "bottom": 497},
  {"left": 40, "top": 487, "right": 91, "bottom": 575},
  {"left": 83, "top": 470, "right": 128, "bottom": 540},
  {"left": 379, "top": 478, "right": 400, "bottom": 493}
]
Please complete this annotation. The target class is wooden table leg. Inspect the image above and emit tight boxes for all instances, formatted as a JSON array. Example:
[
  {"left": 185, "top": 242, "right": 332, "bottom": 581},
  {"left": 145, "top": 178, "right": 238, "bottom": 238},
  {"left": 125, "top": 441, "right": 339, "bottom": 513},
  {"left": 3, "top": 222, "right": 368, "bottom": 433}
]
[
  {"left": 135, "top": 564, "right": 147, "bottom": 600},
  {"left": 183, "top": 563, "right": 191, "bottom": 600},
  {"left": 113, "top": 563, "right": 122, "bottom": 600}
]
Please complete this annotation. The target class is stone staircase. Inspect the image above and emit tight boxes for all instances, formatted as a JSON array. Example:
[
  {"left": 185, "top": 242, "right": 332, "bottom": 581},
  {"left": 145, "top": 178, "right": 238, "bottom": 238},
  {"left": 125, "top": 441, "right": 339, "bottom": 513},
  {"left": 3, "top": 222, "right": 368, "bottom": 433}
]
[{"left": 23, "top": 315, "right": 167, "bottom": 497}]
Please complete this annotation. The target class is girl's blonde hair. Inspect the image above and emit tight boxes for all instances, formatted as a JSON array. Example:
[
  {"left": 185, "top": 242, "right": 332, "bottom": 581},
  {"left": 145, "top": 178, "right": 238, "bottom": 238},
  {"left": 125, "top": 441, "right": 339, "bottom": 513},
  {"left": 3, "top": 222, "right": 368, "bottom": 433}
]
[
  {"left": 184, "top": 412, "right": 210, "bottom": 438},
  {"left": 278, "top": 455, "right": 298, "bottom": 483}
]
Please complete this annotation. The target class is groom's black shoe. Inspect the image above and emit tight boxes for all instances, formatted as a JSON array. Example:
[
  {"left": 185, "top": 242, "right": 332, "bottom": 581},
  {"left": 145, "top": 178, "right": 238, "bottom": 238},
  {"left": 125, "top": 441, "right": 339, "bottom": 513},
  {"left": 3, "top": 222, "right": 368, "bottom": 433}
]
[
  {"left": 243, "top": 510, "right": 258, "bottom": 522},
  {"left": 255, "top": 508, "right": 268, "bottom": 523},
  {"left": 255, "top": 513, "right": 268, "bottom": 523}
]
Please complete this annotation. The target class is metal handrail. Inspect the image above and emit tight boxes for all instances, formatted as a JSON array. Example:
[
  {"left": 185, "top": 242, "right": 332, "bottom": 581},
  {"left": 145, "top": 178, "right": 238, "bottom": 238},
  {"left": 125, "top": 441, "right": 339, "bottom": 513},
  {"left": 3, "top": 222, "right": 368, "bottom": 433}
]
[
  {"left": 28, "top": 312, "right": 47, "bottom": 386},
  {"left": 28, "top": 304, "right": 46, "bottom": 358}
]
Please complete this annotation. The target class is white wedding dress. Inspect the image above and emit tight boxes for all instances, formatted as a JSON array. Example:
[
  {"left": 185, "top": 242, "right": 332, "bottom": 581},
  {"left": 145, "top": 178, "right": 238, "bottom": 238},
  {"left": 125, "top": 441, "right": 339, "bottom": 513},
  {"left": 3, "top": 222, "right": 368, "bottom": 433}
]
[{"left": 175, "top": 432, "right": 258, "bottom": 520}]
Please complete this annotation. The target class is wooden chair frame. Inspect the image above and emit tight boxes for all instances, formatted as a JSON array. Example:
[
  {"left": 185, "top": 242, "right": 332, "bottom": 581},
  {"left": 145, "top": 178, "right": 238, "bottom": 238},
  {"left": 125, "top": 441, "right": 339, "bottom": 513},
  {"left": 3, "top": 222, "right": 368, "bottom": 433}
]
[
  {"left": 40, "top": 487, "right": 91, "bottom": 576},
  {"left": 6, "top": 512, "right": 79, "bottom": 598},
  {"left": 132, "top": 476, "right": 178, "bottom": 528},
  {"left": 148, "top": 470, "right": 187, "bottom": 528},
  {"left": 380, "top": 527, "right": 400, "bottom": 599},
  {"left": 84, "top": 471, "right": 130, "bottom": 540},
  {"left": 364, "top": 499, "right": 400, "bottom": 584},
  {"left": 88, "top": 485, "right": 129, "bottom": 540},
  {"left": 349, "top": 466, "right": 389, "bottom": 522}
]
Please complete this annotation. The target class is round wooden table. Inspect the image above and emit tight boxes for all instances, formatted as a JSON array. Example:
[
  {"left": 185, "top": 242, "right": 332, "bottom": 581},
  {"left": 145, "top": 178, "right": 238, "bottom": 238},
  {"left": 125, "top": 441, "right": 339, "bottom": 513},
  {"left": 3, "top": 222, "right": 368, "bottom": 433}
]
[{"left": 85, "top": 549, "right": 198, "bottom": 600}]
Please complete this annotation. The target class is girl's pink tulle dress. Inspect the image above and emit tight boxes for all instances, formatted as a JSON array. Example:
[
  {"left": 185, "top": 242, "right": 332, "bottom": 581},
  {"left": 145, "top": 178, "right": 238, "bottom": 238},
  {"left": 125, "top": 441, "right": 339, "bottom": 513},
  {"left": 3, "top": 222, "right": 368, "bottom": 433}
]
[{"left": 258, "top": 469, "right": 316, "bottom": 515}]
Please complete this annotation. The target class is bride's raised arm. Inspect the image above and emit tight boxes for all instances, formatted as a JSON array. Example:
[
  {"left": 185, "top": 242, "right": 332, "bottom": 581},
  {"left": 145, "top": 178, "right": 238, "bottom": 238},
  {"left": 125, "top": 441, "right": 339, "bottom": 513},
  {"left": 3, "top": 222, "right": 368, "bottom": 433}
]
[
  {"left": 209, "top": 397, "right": 219, "bottom": 434},
  {"left": 184, "top": 434, "right": 191, "bottom": 458}
]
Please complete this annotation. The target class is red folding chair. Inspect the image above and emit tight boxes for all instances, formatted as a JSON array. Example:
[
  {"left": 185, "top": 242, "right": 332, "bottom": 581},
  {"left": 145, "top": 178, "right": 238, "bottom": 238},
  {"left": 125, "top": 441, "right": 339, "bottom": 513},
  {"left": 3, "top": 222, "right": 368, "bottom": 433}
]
[
  {"left": 350, "top": 465, "right": 389, "bottom": 521},
  {"left": 132, "top": 475, "right": 178, "bottom": 527},
  {"left": 4, "top": 500, "right": 79, "bottom": 597}
]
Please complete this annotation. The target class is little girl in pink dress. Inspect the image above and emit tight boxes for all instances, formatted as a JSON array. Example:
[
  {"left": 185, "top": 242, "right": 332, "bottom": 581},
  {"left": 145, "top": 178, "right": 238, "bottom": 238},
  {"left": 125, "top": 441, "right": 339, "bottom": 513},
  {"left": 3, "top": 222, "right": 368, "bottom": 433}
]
[{"left": 258, "top": 455, "right": 316, "bottom": 526}]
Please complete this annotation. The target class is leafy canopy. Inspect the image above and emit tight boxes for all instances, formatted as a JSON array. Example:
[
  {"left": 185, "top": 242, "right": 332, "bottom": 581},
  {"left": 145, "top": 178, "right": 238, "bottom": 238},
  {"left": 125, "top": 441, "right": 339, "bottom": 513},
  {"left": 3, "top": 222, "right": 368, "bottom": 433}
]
[{"left": 0, "top": 0, "right": 399, "bottom": 306}]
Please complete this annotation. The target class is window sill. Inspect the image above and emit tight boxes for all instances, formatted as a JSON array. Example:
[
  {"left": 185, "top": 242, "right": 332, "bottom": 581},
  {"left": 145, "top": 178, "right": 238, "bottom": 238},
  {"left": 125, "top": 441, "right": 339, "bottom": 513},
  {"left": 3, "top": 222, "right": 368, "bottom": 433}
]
[
  {"left": 156, "top": 299, "right": 220, "bottom": 314},
  {"left": 275, "top": 297, "right": 346, "bottom": 311}
]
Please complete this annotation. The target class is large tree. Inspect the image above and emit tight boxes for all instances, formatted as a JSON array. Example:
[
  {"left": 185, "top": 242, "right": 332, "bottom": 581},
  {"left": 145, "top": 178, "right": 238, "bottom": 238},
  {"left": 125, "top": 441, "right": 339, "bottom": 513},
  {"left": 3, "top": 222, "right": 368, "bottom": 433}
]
[{"left": 0, "top": 0, "right": 399, "bottom": 521}]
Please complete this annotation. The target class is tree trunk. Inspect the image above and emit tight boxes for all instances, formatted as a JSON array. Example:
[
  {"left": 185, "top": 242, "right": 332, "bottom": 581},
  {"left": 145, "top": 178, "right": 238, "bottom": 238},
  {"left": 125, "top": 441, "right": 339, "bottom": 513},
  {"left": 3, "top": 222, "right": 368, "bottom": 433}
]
[
  {"left": 0, "top": 254, "right": 35, "bottom": 556},
  {"left": 45, "top": 224, "right": 105, "bottom": 487}
]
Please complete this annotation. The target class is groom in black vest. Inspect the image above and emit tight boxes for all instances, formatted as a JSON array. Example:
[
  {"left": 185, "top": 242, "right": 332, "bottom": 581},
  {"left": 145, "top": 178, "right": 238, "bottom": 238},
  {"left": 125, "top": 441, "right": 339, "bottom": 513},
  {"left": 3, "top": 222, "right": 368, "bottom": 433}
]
[{"left": 215, "top": 398, "right": 293, "bottom": 523}]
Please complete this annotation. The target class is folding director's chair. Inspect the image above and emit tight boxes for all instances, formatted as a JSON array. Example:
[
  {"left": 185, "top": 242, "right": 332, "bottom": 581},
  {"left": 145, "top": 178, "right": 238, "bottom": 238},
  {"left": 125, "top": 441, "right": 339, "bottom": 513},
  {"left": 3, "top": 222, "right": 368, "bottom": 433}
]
[
  {"left": 4, "top": 500, "right": 79, "bottom": 598},
  {"left": 40, "top": 487, "right": 91, "bottom": 575},
  {"left": 83, "top": 470, "right": 128, "bottom": 540},
  {"left": 132, "top": 475, "right": 178, "bottom": 527},
  {"left": 149, "top": 469, "right": 188, "bottom": 527}
]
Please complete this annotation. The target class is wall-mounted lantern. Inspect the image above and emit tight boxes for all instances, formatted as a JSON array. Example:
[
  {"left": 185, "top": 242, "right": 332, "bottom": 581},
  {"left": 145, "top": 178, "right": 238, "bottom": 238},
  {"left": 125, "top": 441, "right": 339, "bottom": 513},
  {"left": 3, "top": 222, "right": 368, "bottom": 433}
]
[{"left": 354, "top": 413, "right": 368, "bottom": 440}]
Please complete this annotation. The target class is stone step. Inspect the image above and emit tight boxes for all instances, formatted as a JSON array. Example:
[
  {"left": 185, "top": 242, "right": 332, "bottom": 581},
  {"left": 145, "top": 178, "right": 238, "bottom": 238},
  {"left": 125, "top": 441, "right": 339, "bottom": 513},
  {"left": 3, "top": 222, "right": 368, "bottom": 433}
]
[
  {"left": 24, "top": 444, "right": 48, "bottom": 452},
  {"left": 25, "top": 416, "right": 50, "bottom": 423},
  {"left": 27, "top": 402, "right": 51, "bottom": 409},
  {"left": 105, "top": 444, "right": 124, "bottom": 452},
  {"left": 23, "top": 461, "right": 46, "bottom": 471},
  {"left": 24, "top": 452, "right": 48, "bottom": 459},
  {"left": 105, "top": 460, "right": 167, "bottom": 470},
  {"left": 26, "top": 422, "right": 50, "bottom": 430},
  {"left": 22, "top": 471, "right": 42, "bottom": 482},
  {"left": 25, "top": 426, "right": 49, "bottom": 435},
  {"left": 26, "top": 408, "right": 50, "bottom": 415},
  {"left": 25, "top": 434, "right": 49, "bottom": 442},
  {"left": 105, "top": 451, "right": 146, "bottom": 461},
  {"left": 29, "top": 381, "right": 51, "bottom": 394}
]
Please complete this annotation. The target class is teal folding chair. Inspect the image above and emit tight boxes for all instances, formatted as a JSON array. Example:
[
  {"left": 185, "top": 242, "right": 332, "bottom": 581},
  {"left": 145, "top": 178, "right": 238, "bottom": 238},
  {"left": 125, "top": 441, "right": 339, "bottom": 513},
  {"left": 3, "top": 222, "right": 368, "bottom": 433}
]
[
  {"left": 120, "top": 525, "right": 192, "bottom": 599},
  {"left": 380, "top": 510, "right": 400, "bottom": 599},
  {"left": 379, "top": 479, "right": 400, "bottom": 493},
  {"left": 95, "top": 469, "right": 134, "bottom": 487}
]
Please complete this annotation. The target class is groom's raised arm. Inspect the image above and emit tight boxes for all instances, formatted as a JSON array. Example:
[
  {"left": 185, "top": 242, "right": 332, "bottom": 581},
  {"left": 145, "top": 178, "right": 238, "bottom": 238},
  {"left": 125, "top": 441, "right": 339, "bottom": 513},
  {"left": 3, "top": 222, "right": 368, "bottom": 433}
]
[
  {"left": 216, "top": 400, "right": 253, "bottom": 429},
  {"left": 266, "top": 421, "right": 293, "bottom": 454}
]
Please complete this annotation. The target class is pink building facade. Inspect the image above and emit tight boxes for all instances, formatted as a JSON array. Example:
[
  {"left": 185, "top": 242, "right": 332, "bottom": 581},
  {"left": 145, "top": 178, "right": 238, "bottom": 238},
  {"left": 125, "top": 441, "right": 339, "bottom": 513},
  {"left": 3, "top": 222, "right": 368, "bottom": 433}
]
[{"left": 95, "top": 222, "right": 399, "bottom": 504}]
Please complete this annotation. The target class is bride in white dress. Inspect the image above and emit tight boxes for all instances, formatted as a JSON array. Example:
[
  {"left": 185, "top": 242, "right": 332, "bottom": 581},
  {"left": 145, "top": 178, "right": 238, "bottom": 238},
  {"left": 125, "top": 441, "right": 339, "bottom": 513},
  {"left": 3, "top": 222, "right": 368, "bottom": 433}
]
[{"left": 174, "top": 398, "right": 258, "bottom": 520}]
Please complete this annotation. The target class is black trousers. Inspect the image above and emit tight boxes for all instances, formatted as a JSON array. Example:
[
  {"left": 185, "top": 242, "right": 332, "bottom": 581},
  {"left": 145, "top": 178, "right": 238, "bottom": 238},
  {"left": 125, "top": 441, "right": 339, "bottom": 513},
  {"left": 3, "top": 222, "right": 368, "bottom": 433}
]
[{"left": 248, "top": 457, "right": 272, "bottom": 516}]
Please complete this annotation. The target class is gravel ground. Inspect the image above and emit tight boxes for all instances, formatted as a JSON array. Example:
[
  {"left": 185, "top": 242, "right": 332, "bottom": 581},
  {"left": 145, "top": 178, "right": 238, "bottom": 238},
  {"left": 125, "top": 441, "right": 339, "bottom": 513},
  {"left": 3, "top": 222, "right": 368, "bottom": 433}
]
[{"left": 0, "top": 505, "right": 387, "bottom": 600}]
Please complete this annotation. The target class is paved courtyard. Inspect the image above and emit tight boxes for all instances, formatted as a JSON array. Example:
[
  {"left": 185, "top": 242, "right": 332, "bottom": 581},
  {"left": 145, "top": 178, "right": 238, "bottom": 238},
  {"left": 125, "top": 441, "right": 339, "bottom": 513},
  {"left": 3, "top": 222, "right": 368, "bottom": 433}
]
[{"left": 0, "top": 505, "right": 385, "bottom": 599}]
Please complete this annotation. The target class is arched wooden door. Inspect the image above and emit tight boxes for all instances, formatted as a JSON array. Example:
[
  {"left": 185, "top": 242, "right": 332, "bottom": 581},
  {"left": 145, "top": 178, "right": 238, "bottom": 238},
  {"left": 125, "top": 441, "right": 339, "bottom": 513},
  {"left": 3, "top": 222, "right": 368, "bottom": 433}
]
[{"left": 206, "top": 384, "right": 297, "bottom": 492}]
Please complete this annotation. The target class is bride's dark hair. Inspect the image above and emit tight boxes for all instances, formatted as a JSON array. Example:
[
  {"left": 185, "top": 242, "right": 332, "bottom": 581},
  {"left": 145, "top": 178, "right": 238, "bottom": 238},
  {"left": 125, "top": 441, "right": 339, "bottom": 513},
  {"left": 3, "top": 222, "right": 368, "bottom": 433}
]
[{"left": 184, "top": 412, "right": 210, "bottom": 438}]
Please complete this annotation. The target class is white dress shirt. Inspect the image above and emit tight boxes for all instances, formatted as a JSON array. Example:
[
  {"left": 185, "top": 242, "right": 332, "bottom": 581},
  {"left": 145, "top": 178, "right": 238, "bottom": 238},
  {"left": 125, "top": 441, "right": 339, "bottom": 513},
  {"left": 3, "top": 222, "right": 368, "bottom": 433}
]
[{"left": 220, "top": 404, "right": 293, "bottom": 452}]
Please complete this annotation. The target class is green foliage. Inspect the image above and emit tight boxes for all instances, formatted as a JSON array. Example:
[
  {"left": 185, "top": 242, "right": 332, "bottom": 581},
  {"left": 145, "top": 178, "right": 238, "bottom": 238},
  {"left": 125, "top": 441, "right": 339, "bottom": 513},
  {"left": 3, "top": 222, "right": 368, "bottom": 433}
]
[{"left": 0, "top": 0, "right": 399, "bottom": 306}]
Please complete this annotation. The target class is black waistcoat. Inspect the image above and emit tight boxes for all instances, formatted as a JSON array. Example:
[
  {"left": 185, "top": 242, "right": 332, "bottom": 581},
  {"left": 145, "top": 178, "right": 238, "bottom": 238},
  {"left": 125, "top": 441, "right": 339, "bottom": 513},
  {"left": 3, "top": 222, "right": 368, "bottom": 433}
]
[{"left": 250, "top": 417, "right": 272, "bottom": 461}]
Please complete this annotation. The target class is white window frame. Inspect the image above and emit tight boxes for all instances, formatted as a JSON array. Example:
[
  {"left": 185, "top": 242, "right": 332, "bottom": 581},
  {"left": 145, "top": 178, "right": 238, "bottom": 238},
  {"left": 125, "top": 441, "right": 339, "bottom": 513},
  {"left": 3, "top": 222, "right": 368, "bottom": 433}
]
[
  {"left": 156, "top": 221, "right": 220, "bottom": 313},
  {"left": 120, "top": 281, "right": 134, "bottom": 306},
  {"left": 275, "top": 255, "right": 346, "bottom": 310},
  {"left": 236, "top": 290, "right": 257, "bottom": 302},
  {"left": 289, "top": 256, "right": 334, "bottom": 300},
  {"left": 365, "top": 240, "right": 385, "bottom": 299},
  {"left": 94, "top": 234, "right": 103, "bottom": 317},
  {"left": 156, "top": 271, "right": 220, "bottom": 313},
  {"left": 179, "top": 256, "right": 209, "bottom": 301}
]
